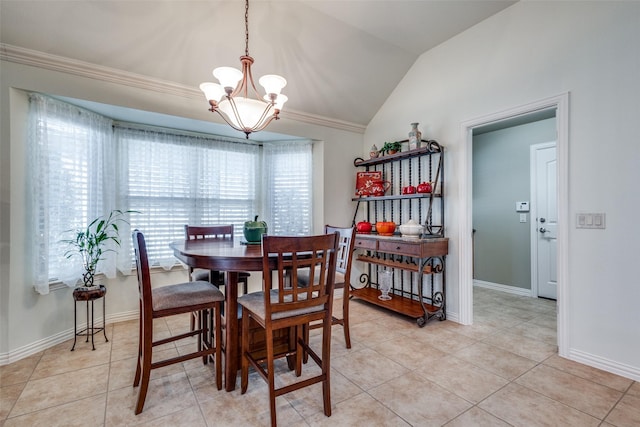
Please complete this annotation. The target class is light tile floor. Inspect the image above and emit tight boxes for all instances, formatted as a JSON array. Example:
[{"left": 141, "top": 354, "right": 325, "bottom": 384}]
[{"left": 1, "top": 287, "right": 638, "bottom": 426}]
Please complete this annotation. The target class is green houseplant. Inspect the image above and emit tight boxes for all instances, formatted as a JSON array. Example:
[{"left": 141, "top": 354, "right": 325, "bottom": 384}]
[
  {"left": 381, "top": 141, "right": 402, "bottom": 155},
  {"left": 61, "top": 209, "right": 135, "bottom": 288}
]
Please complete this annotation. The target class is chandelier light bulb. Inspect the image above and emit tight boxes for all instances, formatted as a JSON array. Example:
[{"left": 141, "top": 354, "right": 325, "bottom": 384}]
[
  {"left": 264, "top": 94, "right": 288, "bottom": 110},
  {"left": 199, "top": 82, "right": 225, "bottom": 103},
  {"left": 213, "top": 67, "right": 243, "bottom": 91},
  {"left": 258, "top": 74, "right": 287, "bottom": 96},
  {"left": 274, "top": 94, "right": 288, "bottom": 110}
]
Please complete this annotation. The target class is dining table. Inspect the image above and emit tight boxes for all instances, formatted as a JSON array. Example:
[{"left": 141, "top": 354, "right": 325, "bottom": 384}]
[{"left": 170, "top": 237, "right": 277, "bottom": 391}]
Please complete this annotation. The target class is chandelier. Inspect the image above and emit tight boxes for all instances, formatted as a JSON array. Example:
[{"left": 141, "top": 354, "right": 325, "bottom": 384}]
[{"left": 199, "top": 0, "right": 287, "bottom": 139}]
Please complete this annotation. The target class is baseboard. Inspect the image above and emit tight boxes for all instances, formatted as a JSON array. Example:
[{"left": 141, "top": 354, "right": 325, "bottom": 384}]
[
  {"left": 0, "top": 310, "right": 138, "bottom": 365},
  {"left": 474, "top": 280, "right": 533, "bottom": 297},
  {"left": 445, "top": 311, "right": 459, "bottom": 323},
  {"left": 106, "top": 310, "right": 139, "bottom": 325},
  {"left": 0, "top": 328, "right": 71, "bottom": 365},
  {"left": 568, "top": 348, "right": 640, "bottom": 382}
]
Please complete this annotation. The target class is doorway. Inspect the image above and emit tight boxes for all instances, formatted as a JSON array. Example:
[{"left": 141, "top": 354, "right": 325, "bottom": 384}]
[
  {"left": 458, "top": 93, "right": 569, "bottom": 357},
  {"left": 472, "top": 115, "right": 556, "bottom": 297}
]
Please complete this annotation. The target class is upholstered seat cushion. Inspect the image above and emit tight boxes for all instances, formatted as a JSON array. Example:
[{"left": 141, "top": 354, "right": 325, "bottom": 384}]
[
  {"left": 152, "top": 280, "right": 224, "bottom": 312},
  {"left": 238, "top": 289, "right": 324, "bottom": 321},
  {"left": 297, "top": 267, "right": 344, "bottom": 288}
]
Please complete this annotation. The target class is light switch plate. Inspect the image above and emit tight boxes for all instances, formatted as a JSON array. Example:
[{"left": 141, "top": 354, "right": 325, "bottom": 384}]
[
  {"left": 576, "top": 213, "right": 606, "bottom": 229},
  {"left": 519, "top": 213, "right": 527, "bottom": 223}
]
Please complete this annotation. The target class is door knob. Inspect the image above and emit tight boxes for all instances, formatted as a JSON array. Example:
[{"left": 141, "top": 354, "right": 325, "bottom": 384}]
[
  {"left": 540, "top": 217, "right": 546, "bottom": 223},
  {"left": 539, "top": 227, "right": 547, "bottom": 233}
]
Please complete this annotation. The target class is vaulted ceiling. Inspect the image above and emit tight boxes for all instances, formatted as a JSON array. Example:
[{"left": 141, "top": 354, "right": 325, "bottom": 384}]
[{"left": 1, "top": 0, "right": 516, "bottom": 129}]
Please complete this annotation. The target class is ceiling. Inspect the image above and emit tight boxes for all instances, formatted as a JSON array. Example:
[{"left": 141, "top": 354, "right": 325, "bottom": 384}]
[{"left": 1, "top": 0, "right": 516, "bottom": 135}]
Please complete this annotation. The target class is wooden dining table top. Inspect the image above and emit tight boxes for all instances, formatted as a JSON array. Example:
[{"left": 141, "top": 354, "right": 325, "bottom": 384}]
[{"left": 170, "top": 238, "right": 270, "bottom": 272}]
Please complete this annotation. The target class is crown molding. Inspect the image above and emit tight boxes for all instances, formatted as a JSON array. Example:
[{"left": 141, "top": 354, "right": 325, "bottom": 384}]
[{"left": 0, "top": 43, "right": 366, "bottom": 135}]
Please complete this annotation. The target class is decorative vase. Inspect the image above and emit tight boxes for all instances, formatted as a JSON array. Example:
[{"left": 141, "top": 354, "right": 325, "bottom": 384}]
[
  {"left": 408, "top": 122, "right": 421, "bottom": 150},
  {"left": 378, "top": 270, "right": 393, "bottom": 300},
  {"left": 243, "top": 215, "right": 267, "bottom": 243},
  {"left": 370, "top": 144, "right": 379, "bottom": 158}
]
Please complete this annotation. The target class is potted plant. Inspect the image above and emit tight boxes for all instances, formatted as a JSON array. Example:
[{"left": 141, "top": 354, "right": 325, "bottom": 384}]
[
  {"left": 381, "top": 141, "right": 402, "bottom": 155},
  {"left": 61, "top": 209, "right": 135, "bottom": 289}
]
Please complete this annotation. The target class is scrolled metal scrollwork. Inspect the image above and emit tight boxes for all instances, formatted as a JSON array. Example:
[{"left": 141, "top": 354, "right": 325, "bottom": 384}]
[{"left": 353, "top": 273, "right": 370, "bottom": 290}]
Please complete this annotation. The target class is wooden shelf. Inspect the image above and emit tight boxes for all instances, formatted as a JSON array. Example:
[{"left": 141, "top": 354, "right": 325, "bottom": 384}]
[
  {"left": 351, "top": 287, "right": 439, "bottom": 319},
  {"left": 353, "top": 141, "right": 442, "bottom": 167},
  {"left": 356, "top": 254, "right": 433, "bottom": 274}
]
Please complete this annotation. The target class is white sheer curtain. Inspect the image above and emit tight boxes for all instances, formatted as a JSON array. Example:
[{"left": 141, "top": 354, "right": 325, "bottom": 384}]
[
  {"left": 262, "top": 141, "right": 313, "bottom": 236},
  {"left": 115, "top": 126, "right": 260, "bottom": 271},
  {"left": 27, "top": 93, "right": 115, "bottom": 294},
  {"left": 26, "top": 94, "right": 313, "bottom": 294}
]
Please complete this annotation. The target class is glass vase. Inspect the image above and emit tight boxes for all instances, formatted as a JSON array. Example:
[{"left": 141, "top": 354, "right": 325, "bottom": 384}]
[{"left": 378, "top": 270, "right": 393, "bottom": 301}]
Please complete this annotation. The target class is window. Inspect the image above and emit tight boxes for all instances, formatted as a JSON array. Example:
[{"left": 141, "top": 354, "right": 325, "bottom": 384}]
[
  {"left": 263, "top": 141, "right": 313, "bottom": 236},
  {"left": 28, "top": 94, "right": 313, "bottom": 294},
  {"left": 116, "top": 127, "right": 260, "bottom": 268}
]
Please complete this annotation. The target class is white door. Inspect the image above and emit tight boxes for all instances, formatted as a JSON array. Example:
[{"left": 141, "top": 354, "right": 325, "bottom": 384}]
[{"left": 532, "top": 143, "right": 557, "bottom": 299}]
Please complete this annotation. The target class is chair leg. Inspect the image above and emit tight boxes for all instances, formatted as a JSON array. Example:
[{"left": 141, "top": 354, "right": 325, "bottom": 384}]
[
  {"left": 135, "top": 318, "right": 153, "bottom": 415},
  {"left": 266, "top": 327, "right": 277, "bottom": 427},
  {"left": 201, "top": 309, "right": 208, "bottom": 364},
  {"left": 295, "top": 325, "right": 303, "bottom": 377},
  {"left": 240, "top": 310, "right": 250, "bottom": 394},
  {"left": 214, "top": 303, "right": 222, "bottom": 391},
  {"left": 321, "top": 315, "right": 332, "bottom": 417},
  {"left": 302, "top": 323, "right": 310, "bottom": 364},
  {"left": 342, "top": 293, "right": 351, "bottom": 349},
  {"left": 133, "top": 303, "right": 143, "bottom": 387}
]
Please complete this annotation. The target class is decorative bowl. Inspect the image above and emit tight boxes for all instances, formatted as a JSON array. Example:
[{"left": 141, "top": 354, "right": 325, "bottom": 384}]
[
  {"left": 375, "top": 221, "right": 396, "bottom": 236},
  {"left": 399, "top": 220, "right": 423, "bottom": 238}
]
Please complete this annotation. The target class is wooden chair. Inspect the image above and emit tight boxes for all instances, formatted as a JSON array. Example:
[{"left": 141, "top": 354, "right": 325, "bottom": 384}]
[
  {"left": 185, "top": 224, "right": 251, "bottom": 341},
  {"left": 184, "top": 224, "right": 250, "bottom": 294},
  {"left": 131, "top": 230, "right": 224, "bottom": 414},
  {"left": 298, "top": 225, "right": 355, "bottom": 349},
  {"left": 238, "top": 233, "right": 339, "bottom": 427}
]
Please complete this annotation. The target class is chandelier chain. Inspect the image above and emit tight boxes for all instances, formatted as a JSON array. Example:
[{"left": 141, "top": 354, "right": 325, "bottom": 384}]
[{"left": 244, "top": 0, "right": 250, "bottom": 56}]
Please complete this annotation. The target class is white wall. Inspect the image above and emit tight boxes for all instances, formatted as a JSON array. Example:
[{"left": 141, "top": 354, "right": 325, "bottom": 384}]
[
  {"left": 365, "top": 2, "right": 640, "bottom": 379},
  {"left": 0, "top": 59, "right": 363, "bottom": 361}
]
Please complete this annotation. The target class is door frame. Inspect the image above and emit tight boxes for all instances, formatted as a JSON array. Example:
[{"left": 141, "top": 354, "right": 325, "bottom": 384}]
[
  {"left": 530, "top": 141, "right": 557, "bottom": 299},
  {"left": 458, "top": 92, "right": 569, "bottom": 357}
]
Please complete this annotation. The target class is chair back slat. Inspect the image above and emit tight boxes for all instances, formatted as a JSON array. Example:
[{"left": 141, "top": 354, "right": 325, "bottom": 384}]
[
  {"left": 262, "top": 233, "right": 338, "bottom": 317},
  {"left": 185, "top": 224, "right": 234, "bottom": 240}
]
